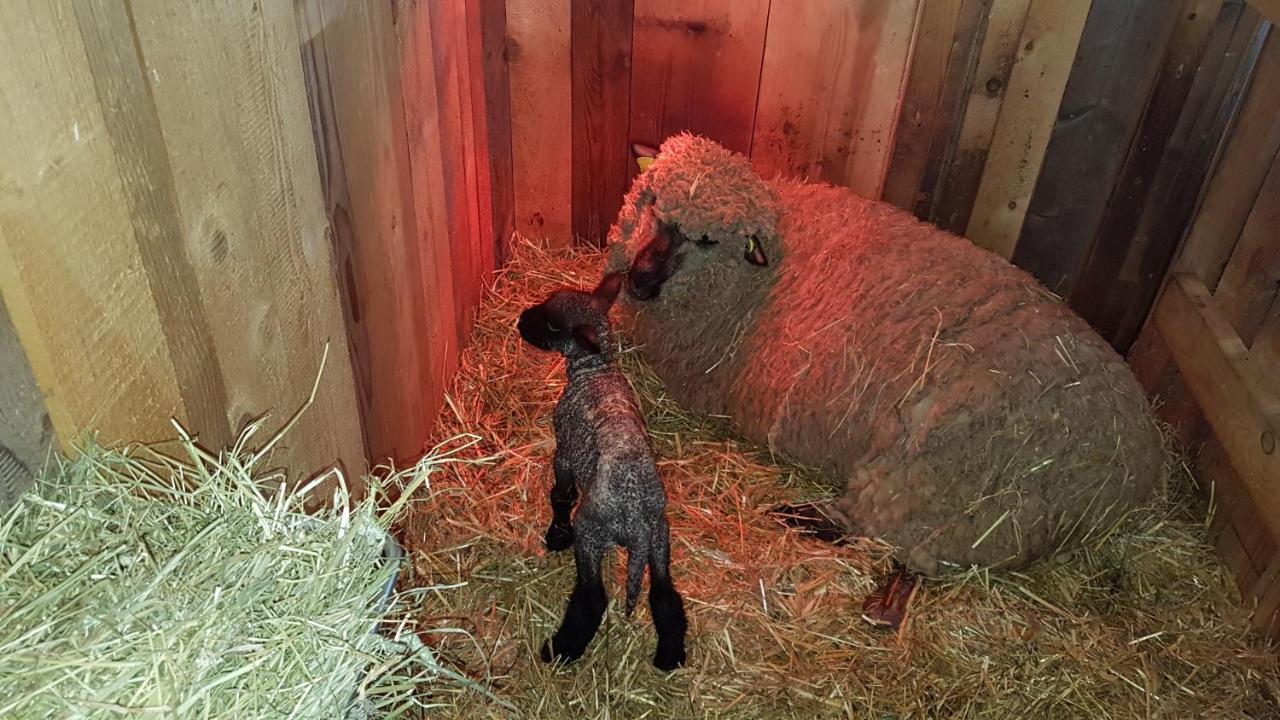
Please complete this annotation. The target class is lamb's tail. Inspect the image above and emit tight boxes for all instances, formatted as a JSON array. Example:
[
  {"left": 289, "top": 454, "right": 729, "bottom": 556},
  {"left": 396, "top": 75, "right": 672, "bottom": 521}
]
[{"left": 624, "top": 538, "right": 649, "bottom": 617}]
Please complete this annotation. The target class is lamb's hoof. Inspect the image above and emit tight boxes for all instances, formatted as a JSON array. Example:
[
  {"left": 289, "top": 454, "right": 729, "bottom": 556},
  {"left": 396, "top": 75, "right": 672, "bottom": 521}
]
[
  {"left": 540, "top": 640, "right": 582, "bottom": 666},
  {"left": 652, "top": 644, "right": 686, "bottom": 672},
  {"left": 861, "top": 567, "right": 919, "bottom": 631},
  {"left": 544, "top": 524, "right": 574, "bottom": 552},
  {"left": 769, "top": 501, "right": 849, "bottom": 544}
]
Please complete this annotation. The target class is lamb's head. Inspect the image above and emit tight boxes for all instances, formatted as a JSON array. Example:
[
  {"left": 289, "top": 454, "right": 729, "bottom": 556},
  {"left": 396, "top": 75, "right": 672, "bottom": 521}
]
[
  {"left": 606, "top": 133, "right": 783, "bottom": 302},
  {"left": 518, "top": 272, "right": 624, "bottom": 359}
]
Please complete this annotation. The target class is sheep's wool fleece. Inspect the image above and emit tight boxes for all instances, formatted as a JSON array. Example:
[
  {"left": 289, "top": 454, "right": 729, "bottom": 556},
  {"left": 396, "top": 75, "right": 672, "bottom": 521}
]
[{"left": 606, "top": 133, "right": 1165, "bottom": 572}]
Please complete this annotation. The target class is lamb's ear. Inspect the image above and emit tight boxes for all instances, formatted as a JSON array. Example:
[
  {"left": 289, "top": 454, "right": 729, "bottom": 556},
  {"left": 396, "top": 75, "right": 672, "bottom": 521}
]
[
  {"left": 744, "top": 235, "right": 769, "bottom": 267},
  {"left": 593, "top": 271, "right": 624, "bottom": 306},
  {"left": 571, "top": 324, "right": 602, "bottom": 354}
]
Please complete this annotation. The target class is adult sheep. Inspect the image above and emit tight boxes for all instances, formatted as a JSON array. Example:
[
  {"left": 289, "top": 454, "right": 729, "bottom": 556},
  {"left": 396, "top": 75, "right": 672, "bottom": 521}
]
[{"left": 605, "top": 133, "right": 1165, "bottom": 578}]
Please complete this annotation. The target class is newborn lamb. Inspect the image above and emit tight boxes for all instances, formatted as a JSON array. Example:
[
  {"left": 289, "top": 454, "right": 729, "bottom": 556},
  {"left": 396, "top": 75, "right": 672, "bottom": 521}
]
[{"left": 517, "top": 271, "right": 687, "bottom": 671}]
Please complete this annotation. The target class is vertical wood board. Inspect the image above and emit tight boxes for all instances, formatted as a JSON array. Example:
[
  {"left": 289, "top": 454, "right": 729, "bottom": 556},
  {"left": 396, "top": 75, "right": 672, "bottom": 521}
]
[
  {"left": 507, "top": 0, "right": 573, "bottom": 243},
  {"left": 751, "top": 0, "right": 921, "bottom": 198},
  {"left": 571, "top": 0, "right": 635, "bottom": 245},
  {"left": 629, "top": 0, "right": 770, "bottom": 156},
  {"left": 965, "top": 0, "right": 1092, "bottom": 259},
  {"left": 1213, "top": 149, "right": 1280, "bottom": 345}
]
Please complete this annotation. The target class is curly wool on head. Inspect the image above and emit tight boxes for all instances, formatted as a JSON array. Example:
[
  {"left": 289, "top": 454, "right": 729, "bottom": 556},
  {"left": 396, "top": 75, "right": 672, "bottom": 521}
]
[{"left": 606, "top": 134, "right": 1166, "bottom": 574}]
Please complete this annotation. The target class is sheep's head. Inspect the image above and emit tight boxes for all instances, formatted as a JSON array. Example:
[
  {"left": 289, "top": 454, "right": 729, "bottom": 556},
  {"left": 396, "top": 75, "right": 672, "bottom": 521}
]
[
  {"left": 608, "top": 133, "right": 783, "bottom": 302},
  {"left": 517, "top": 272, "right": 624, "bottom": 359}
]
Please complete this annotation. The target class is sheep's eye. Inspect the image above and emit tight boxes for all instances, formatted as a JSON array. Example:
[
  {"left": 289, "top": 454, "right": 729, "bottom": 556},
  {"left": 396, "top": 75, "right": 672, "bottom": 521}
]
[{"left": 547, "top": 321, "right": 561, "bottom": 332}]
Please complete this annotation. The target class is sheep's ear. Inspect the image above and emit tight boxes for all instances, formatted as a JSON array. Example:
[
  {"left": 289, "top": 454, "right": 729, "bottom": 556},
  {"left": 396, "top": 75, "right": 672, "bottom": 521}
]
[
  {"left": 593, "top": 271, "right": 624, "bottom": 306},
  {"left": 632, "top": 142, "right": 658, "bottom": 172},
  {"left": 744, "top": 235, "right": 769, "bottom": 267},
  {"left": 572, "top": 324, "right": 602, "bottom": 354}
]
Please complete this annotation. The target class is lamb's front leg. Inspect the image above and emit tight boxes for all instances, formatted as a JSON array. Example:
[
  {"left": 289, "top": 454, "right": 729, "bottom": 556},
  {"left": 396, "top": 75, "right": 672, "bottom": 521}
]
[
  {"left": 545, "top": 453, "right": 577, "bottom": 552},
  {"left": 541, "top": 524, "right": 608, "bottom": 665}
]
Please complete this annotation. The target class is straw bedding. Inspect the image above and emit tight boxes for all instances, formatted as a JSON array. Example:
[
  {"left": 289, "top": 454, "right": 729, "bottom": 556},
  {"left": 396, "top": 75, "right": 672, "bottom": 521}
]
[{"left": 400, "top": 237, "right": 1280, "bottom": 719}]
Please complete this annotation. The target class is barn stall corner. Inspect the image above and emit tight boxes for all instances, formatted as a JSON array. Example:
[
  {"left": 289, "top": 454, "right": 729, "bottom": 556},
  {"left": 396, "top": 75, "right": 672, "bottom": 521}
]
[{"left": 1, "top": 0, "right": 1279, "bottom": 717}]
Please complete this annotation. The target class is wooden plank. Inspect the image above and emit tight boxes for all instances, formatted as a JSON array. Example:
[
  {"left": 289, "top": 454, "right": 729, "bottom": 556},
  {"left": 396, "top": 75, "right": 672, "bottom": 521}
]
[
  {"left": 1098, "top": 6, "right": 1268, "bottom": 352},
  {"left": 1177, "top": 26, "right": 1280, "bottom": 289},
  {"left": 1214, "top": 151, "right": 1280, "bottom": 345},
  {"left": 465, "top": 0, "right": 516, "bottom": 268},
  {"left": 751, "top": 0, "right": 922, "bottom": 199},
  {"left": 298, "top": 0, "right": 440, "bottom": 465},
  {"left": 127, "top": 0, "right": 365, "bottom": 478},
  {"left": 1253, "top": 297, "right": 1280, "bottom": 369},
  {"left": 1251, "top": 0, "right": 1280, "bottom": 25},
  {"left": 0, "top": 1, "right": 186, "bottom": 452},
  {"left": 571, "top": 0, "right": 634, "bottom": 245},
  {"left": 964, "top": 0, "right": 1092, "bottom": 259},
  {"left": 506, "top": 0, "right": 573, "bottom": 244},
  {"left": 1061, "top": 0, "right": 1226, "bottom": 331},
  {"left": 1154, "top": 273, "right": 1280, "bottom": 544},
  {"left": 401, "top": 0, "right": 465, "bottom": 400},
  {"left": 629, "top": 0, "right": 770, "bottom": 157},
  {"left": 71, "top": 0, "right": 233, "bottom": 451},
  {"left": 883, "top": 0, "right": 986, "bottom": 212},
  {"left": 0, "top": 296, "right": 52, "bottom": 507},
  {"left": 1202, "top": 436, "right": 1278, "bottom": 578}
]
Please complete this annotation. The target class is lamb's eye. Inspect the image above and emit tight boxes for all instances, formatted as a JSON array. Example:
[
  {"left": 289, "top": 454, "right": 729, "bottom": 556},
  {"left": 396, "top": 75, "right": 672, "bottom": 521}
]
[{"left": 547, "top": 322, "right": 561, "bottom": 332}]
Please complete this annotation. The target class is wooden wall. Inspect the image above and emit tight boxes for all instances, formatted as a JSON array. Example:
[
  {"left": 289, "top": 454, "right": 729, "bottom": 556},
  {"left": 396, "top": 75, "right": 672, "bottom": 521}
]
[
  {"left": 294, "top": 0, "right": 512, "bottom": 465},
  {"left": 1130, "top": 18, "right": 1280, "bottom": 636},
  {"left": 0, "top": 0, "right": 367, "bottom": 484}
]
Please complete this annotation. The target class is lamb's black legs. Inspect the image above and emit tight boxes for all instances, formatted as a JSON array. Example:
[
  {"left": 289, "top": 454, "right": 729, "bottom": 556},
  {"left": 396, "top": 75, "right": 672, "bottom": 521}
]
[
  {"left": 647, "top": 520, "right": 687, "bottom": 671},
  {"left": 545, "top": 455, "right": 577, "bottom": 552},
  {"left": 541, "top": 532, "right": 607, "bottom": 665}
]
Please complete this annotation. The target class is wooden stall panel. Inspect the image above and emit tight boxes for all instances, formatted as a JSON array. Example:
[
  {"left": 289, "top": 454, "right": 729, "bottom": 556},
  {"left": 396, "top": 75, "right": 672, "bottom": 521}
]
[
  {"left": 298, "top": 0, "right": 440, "bottom": 466},
  {"left": 629, "top": 0, "right": 770, "bottom": 156},
  {"left": 928, "top": 0, "right": 1034, "bottom": 233},
  {"left": 571, "top": 0, "right": 635, "bottom": 245},
  {"left": 507, "top": 0, "right": 573, "bottom": 244},
  {"left": 965, "top": 0, "right": 1092, "bottom": 259},
  {"left": 128, "top": 0, "right": 365, "bottom": 478},
  {"left": 752, "top": 0, "right": 921, "bottom": 199},
  {"left": 882, "top": 0, "right": 987, "bottom": 213},
  {"left": 1018, "top": 0, "right": 1208, "bottom": 298},
  {"left": 0, "top": 1, "right": 187, "bottom": 450},
  {"left": 1214, "top": 150, "right": 1280, "bottom": 346}
]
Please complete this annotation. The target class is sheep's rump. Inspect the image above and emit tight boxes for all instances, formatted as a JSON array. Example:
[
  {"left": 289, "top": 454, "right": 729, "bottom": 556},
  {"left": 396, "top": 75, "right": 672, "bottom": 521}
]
[{"left": 610, "top": 176, "right": 1165, "bottom": 572}]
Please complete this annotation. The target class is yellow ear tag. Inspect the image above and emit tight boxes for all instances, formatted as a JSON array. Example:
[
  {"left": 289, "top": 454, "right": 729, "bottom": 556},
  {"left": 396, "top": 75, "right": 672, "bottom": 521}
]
[{"left": 636, "top": 156, "right": 655, "bottom": 173}]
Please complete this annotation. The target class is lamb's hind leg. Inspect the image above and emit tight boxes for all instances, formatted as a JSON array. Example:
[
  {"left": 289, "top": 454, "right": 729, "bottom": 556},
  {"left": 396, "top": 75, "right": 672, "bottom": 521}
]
[
  {"left": 541, "top": 521, "right": 607, "bottom": 665},
  {"left": 647, "top": 516, "right": 687, "bottom": 671},
  {"left": 545, "top": 454, "right": 577, "bottom": 552}
]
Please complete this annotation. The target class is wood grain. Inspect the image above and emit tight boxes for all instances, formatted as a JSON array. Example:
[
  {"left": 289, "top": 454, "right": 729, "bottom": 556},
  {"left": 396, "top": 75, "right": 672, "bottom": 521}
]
[
  {"left": 400, "top": 0, "right": 465, "bottom": 399},
  {"left": 1029, "top": 0, "right": 1218, "bottom": 308},
  {"left": 1155, "top": 274, "right": 1280, "bottom": 546},
  {"left": 882, "top": 0, "right": 972, "bottom": 210},
  {"left": 468, "top": 0, "right": 516, "bottom": 267},
  {"left": 128, "top": 0, "right": 365, "bottom": 478},
  {"left": 298, "top": 0, "right": 439, "bottom": 465},
  {"left": 571, "top": 0, "right": 635, "bottom": 245},
  {"left": 965, "top": 0, "right": 1091, "bottom": 259},
  {"left": 629, "top": 0, "right": 770, "bottom": 157},
  {"left": 929, "top": 0, "right": 1034, "bottom": 233},
  {"left": 1214, "top": 149, "right": 1280, "bottom": 345},
  {"left": 1177, "top": 28, "right": 1280, "bottom": 288},
  {"left": 72, "top": 0, "right": 233, "bottom": 451},
  {"left": 507, "top": 0, "right": 573, "bottom": 243},
  {"left": 752, "top": 0, "right": 921, "bottom": 198},
  {"left": 0, "top": 0, "right": 186, "bottom": 451},
  {"left": 1253, "top": 298, "right": 1280, "bottom": 370}
]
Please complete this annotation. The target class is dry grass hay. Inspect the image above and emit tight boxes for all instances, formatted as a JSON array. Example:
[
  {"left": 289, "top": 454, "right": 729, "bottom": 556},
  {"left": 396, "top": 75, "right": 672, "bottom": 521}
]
[{"left": 399, "top": 237, "right": 1279, "bottom": 719}]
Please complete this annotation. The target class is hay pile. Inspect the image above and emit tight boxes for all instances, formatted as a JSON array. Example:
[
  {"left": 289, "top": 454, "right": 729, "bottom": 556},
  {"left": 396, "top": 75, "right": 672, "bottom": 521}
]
[
  {"left": 0, "top": 420, "right": 481, "bottom": 719},
  {"left": 402, "top": 237, "right": 1279, "bottom": 719}
]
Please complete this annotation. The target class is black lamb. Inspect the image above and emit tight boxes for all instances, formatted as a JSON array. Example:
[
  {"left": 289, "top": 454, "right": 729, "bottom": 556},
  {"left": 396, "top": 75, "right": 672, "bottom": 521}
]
[{"left": 517, "top": 271, "right": 688, "bottom": 672}]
